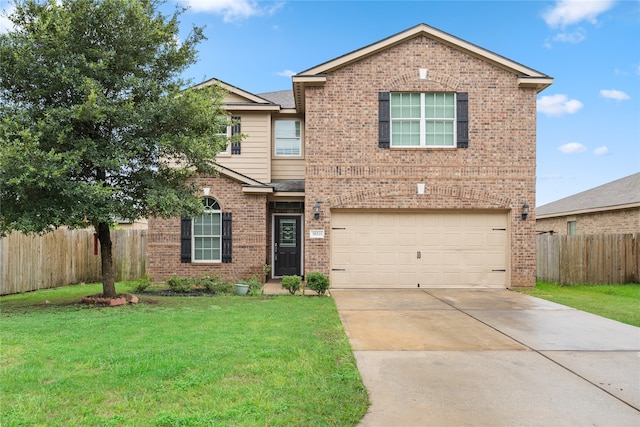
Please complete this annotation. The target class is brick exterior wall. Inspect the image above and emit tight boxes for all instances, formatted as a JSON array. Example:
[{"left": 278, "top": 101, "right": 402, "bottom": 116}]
[
  {"left": 536, "top": 207, "right": 640, "bottom": 236},
  {"left": 303, "top": 35, "right": 539, "bottom": 288},
  {"left": 147, "top": 174, "right": 268, "bottom": 282}
]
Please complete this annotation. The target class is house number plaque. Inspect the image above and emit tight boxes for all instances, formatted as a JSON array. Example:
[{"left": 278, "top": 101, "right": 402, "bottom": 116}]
[{"left": 309, "top": 230, "right": 325, "bottom": 239}]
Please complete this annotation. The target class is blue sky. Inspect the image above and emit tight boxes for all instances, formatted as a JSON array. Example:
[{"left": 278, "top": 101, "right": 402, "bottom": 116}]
[{"left": 2, "top": 0, "right": 638, "bottom": 206}]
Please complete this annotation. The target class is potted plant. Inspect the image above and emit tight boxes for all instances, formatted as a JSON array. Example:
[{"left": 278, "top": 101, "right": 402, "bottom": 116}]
[{"left": 234, "top": 283, "right": 250, "bottom": 295}]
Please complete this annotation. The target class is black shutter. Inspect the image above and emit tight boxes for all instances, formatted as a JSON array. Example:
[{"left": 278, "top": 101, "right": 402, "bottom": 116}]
[
  {"left": 180, "top": 217, "right": 192, "bottom": 263},
  {"left": 222, "top": 212, "right": 232, "bottom": 263},
  {"left": 378, "top": 92, "right": 390, "bottom": 149},
  {"left": 231, "top": 116, "right": 241, "bottom": 155},
  {"left": 457, "top": 92, "right": 469, "bottom": 148}
]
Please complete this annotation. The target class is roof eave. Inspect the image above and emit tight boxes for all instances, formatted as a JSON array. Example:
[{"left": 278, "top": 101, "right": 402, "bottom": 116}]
[
  {"left": 518, "top": 77, "right": 554, "bottom": 93},
  {"left": 292, "top": 75, "right": 327, "bottom": 113},
  {"left": 536, "top": 202, "right": 640, "bottom": 219}
]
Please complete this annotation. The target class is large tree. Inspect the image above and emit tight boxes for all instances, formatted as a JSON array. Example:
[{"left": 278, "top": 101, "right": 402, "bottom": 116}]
[{"left": 0, "top": 0, "right": 235, "bottom": 297}]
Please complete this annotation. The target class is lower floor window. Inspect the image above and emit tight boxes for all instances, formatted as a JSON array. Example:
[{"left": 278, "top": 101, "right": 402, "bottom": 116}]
[{"left": 193, "top": 198, "right": 221, "bottom": 262}]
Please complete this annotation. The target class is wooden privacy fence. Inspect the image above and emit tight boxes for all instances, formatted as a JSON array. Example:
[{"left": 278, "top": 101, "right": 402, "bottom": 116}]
[
  {"left": 0, "top": 228, "right": 146, "bottom": 295},
  {"left": 537, "top": 233, "right": 639, "bottom": 285}
]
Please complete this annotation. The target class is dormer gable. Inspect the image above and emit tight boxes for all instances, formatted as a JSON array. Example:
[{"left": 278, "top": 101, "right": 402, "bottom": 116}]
[{"left": 194, "top": 78, "right": 282, "bottom": 112}]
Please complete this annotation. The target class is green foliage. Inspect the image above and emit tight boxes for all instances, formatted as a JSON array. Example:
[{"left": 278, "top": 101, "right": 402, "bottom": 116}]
[
  {"left": 281, "top": 275, "right": 302, "bottom": 295},
  {"left": 131, "top": 275, "right": 153, "bottom": 292},
  {"left": 240, "top": 275, "right": 264, "bottom": 296},
  {"left": 306, "top": 272, "right": 330, "bottom": 296},
  {"left": 166, "top": 275, "right": 194, "bottom": 293},
  {"left": 0, "top": 283, "right": 370, "bottom": 425},
  {"left": 166, "top": 275, "right": 233, "bottom": 295},
  {"left": 0, "top": 0, "right": 241, "bottom": 295},
  {"left": 517, "top": 282, "right": 640, "bottom": 327}
]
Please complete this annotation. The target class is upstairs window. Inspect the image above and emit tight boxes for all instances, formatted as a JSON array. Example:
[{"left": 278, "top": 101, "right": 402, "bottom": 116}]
[
  {"left": 390, "top": 92, "right": 456, "bottom": 148},
  {"left": 275, "top": 120, "right": 302, "bottom": 156}
]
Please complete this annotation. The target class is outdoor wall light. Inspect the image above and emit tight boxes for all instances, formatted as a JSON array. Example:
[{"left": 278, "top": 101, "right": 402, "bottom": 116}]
[
  {"left": 521, "top": 203, "right": 529, "bottom": 221},
  {"left": 313, "top": 202, "right": 321, "bottom": 220}
]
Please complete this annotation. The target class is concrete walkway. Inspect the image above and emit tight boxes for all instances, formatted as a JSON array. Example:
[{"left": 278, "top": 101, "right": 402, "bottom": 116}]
[{"left": 331, "top": 289, "right": 640, "bottom": 427}]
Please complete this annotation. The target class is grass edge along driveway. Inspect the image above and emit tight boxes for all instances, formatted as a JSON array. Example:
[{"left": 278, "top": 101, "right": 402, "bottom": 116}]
[
  {"left": 0, "top": 283, "right": 370, "bottom": 427},
  {"left": 516, "top": 282, "right": 640, "bottom": 327}
]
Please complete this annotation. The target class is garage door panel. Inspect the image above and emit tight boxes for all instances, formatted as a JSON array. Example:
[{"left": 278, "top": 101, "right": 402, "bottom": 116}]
[{"left": 331, "top": 211, "right": 508, "bottom": 289}]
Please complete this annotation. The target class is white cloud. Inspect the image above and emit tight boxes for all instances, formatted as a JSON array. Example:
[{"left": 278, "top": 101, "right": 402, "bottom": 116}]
[
  {"left": 593, "top": 146, "right": 609, "bottom": 155},
  {"left": 543, "top": 0, "right": 616, "bottom": 28},
  {"left": 600, "top": 89, "right": 630, "bottom": 101},
  {"left": 552, "top": 28, "right": 586, "bottom": 44},
  {"left": 537, "top": 94, "right": 584, "bottom": 116},
  {"left": 183, "top": 0, "right": 283, "bottom": 22},
  {"left": 558, "top": 142, "right": 587, "bottom": 153},
  {"left": 0, "top": 4, "right": 16, "bottom": 34},
  {"left": 276, "top": 69, "right": 296, "bottom": 78}
]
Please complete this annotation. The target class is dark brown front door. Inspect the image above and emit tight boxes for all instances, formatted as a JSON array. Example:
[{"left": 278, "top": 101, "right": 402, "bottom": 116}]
[{"left": 274, "top": 216, "right": 301, "bottom": 277}]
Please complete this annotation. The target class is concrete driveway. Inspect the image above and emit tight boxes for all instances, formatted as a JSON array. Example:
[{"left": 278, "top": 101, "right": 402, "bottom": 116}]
[{"left": 331, "top": 289, "right": 640, "bottom": 426}]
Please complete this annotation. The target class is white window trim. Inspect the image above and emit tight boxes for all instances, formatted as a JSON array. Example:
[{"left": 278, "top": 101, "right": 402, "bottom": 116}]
[
  {"left": 216, "top": 117, "right": 231, "bottom": 157},
  {"left": 390, "top": 92, "right": 457, "bottom": 148},
  {"left": 274, "top": 119, "right": 303, "bottom": 157},
  {"left": 192, "top": 198, "right": 222, "bottom": 263}
]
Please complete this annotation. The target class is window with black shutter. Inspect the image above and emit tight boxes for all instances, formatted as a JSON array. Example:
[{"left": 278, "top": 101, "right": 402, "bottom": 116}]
[
  {"left": 231, "top": 116, "right": 241, "bottom": 155},
  {"left": 180, "top": 198, "right": 231, "bottom": 263},
  {"left": 379, "top": 91, "right": 469, "bottom": 149},
  {"left": 222, "top": 212, "right": 232, "bottom": 263},
  {"left": 378, "top": 92, "right": 390, "bottom": 148},
  {"left": 180, "top": 217, "right": 192, "bottom": 263},
  {"left": 456, "top": 92, "right": 469, "bottom": 148}
]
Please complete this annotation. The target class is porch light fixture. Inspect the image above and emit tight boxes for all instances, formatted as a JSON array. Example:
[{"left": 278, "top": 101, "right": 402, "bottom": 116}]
[
  {"left": 521, "top": 203, "right": 529, "bottom": 221},
  {"left": 313, "top": 202, "right": 321, "bottom": 220}
]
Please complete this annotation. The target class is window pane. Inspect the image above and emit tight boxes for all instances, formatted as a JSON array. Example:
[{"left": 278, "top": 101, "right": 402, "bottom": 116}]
[
  {"left": 275, "top": 120, "right": 301, "bottom": 156},
  {"left": 426, "top": 121, "right": 454, "bottom": 146},
  {"left": 391, "top": 120, "right": 420, "bottom": 146},
  {"left": 391, "top": 93, "right": 420, "bottom": 118},
  {"left": 425, "top": 92, "right": 455, "bottom": 119}
]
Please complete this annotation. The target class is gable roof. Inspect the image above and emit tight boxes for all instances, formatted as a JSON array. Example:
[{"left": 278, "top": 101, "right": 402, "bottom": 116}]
[
  {"left": 194, "top": 78, "right": 281, "bottom": 111},
  {"left": 537, "top": 173, "right": 640, "bottom": 218},
  {"left": 292, "top": 23, "right": 553, "bottom": 111}
]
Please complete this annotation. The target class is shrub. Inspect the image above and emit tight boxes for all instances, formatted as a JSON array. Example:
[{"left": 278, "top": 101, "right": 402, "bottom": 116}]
[
  {"left": 132, "top": 275, "right": 153, "bottom": 292},
  {"left": 281, "top": 275, "right": 301, "bottom": 295},
  {"left": 242, "top": 275, "right": 263, "bottom": 296},
  {"left": 306, "top": 272, "right": 330, "bottom": 296},
  {"left": 167, "top": 276, "right": 194, "bottom": 293}
]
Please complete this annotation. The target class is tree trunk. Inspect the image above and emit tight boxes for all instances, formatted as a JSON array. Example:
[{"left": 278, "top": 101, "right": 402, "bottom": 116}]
[{"left": 96, "top": 222, "right": 116, "bottom": 298}]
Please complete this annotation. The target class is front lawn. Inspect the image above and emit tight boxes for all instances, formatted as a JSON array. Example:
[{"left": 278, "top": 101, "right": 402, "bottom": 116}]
[
  {"left": 517, "top": 282, "right": 640, "bottom": 327},
  {"left": 0, "top": 283, "right": 369, "bottom": 426}
]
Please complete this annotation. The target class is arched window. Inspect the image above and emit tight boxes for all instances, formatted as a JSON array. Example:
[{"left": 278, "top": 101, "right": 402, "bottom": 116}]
[{"left": 193, "top": 197, "right": 222, "bottom": 262}]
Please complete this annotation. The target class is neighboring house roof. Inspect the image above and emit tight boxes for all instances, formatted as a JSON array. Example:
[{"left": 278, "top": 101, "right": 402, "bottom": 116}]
[
  {"left": 537, "top": 173, "right": 640, "bottom": 218},
  {"left": 292, "top": 23, "right": 554, "bottom": 111},
  {"left": 258, "top": 90, "right": 295, "bottom": 110}
]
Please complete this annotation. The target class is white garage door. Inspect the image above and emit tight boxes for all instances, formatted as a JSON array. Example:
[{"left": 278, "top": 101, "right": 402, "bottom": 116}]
[{"left": 331, "top": 211, "right": 508, "bottom": 289}]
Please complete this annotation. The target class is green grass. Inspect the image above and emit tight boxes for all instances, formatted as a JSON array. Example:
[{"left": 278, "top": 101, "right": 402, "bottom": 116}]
[
  {"left": 517, "top": 282, "right": 640, "bottom": 327},
  {"left": 0, "top": 283, "right": 369, "bottom": 426}
]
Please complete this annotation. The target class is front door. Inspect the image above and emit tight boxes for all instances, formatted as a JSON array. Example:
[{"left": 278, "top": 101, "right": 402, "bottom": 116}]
[{"left": 274, "top": 216, "right": 302, "bottom": 277}]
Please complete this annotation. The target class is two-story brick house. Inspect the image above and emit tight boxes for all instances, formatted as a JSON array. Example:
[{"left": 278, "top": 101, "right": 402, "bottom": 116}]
[{"left": 147, "top": 23, "right": 553, "bottom": 288}]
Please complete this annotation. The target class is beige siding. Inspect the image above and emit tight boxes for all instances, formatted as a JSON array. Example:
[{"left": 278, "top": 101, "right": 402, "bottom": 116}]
[
  {"left": 217, "top": 112, "right": 271, "bottom": 183},
  {"left": 224, "top": 92, "right": 254, "bottom": 103},
  {"left": 271, "top": 159, "right": 305, "bottom": 180}
]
